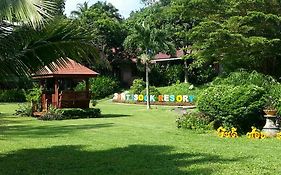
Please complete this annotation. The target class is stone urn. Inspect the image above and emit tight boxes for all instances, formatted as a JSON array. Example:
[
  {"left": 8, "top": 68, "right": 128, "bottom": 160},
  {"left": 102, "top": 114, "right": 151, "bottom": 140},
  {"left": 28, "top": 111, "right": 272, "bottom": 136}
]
[{"left": 262, "top": 115, "right": 279, "bottom": 137}]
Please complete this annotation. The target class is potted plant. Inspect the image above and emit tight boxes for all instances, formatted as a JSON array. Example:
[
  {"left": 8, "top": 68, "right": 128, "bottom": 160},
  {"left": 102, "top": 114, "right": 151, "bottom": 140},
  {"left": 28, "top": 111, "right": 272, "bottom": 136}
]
[{"left": 263, "top": 96, "right": 278, "bottom": 116}]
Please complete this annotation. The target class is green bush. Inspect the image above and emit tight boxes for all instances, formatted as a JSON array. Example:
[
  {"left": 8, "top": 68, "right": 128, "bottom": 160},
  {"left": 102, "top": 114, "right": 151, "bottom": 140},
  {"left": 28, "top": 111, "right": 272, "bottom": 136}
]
[
  {"left": 25, "top": 86, "right": 42, "bottom": 103},
  {"left": 39, "top": 108, "right": 101, "bottom": 120},
  {"left": 150, "top": 64, "right": 184, "bottom": 86},
  {"left": 176, "top": 112, "right": 213, "bottom": 132},
  {"left": 76, "top": 76, "right": 120, "bottom": 100},
  {"left": 158, "top": 82, "right": 194, "bottom": 95},
  {"left": 140, "top": 86, "right": 161, "bottom": 97},
  {"left": 130, "top": 79, "right": 145, "bottom": 94},
  {"left": 15, "top": 104, "right": 32, "bottom": 117},
  {"left": 212, "top": 70, "right": 277, "bottom": 89},
  {"left": 267, "top": 85, "right": 281, "bottom": 114},
  {"left": 0, "top": 89, "right": 26, "bottom": 102},
  {"left": 197, "top": 85, "right": 266, "bottom": 132},
  {"left": 187, "top": 62, "right": 217, "bottom": 85}
]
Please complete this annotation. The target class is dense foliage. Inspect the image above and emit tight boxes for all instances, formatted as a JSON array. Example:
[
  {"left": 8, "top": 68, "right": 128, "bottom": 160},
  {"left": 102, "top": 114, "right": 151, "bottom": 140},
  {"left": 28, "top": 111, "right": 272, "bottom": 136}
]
[
  {"left": 130, "top": 79, "right": 146, "bottom": 94},
  {"left": 187, "top": 63, "right": 218, "bottom": 85},
  {"left": 0, "top": 89, "right": 26, "bottom": 102},
  {"left": 150, "top": 64, "right": 184, "bottom": 86},
  {"left": 212, "top": 71, "right": 277, "bottom": 89},
  {"left": 187, "top": 0, "right": 281, "bottom": 77},
  {"left": 76, "top": 76, "right": 120, "bottom": 100},
  {"left": 140, "top": 86, "right": 161, "bottom": 97},
  {"left": 197, "top": 85, "right": 266, "bottom": 132}
]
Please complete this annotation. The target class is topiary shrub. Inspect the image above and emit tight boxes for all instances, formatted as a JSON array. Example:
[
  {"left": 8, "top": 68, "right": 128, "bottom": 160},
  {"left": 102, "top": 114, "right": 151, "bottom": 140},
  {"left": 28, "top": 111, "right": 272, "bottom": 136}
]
[
  {"left": 130, "top": 79, "right": 145, "bottom": 94},
  {"left": 197, "top": 85, "right": 266, "bottom": 132}
]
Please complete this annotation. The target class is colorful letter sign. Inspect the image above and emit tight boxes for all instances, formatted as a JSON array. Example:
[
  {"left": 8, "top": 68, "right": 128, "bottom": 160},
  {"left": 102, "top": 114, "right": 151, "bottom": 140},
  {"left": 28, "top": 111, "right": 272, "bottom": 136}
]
[{"left": 113, "top": 93, "right": 195, "bottom": 103}]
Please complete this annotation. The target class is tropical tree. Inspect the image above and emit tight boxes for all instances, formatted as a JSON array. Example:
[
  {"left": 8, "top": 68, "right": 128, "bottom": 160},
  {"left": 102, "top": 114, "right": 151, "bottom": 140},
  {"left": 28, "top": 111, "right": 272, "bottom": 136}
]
[
  {"left": 70, "top": 1, "right": 90, "bottom": 18},
  {"left": 70, "top": 1, "right": 126, "bottom": 75},
  {"left": 186, "top": 0, "right": 281, "bottom": 77},
  {"left": 124, "top": 22, "right": 175, "bottom": 109}
]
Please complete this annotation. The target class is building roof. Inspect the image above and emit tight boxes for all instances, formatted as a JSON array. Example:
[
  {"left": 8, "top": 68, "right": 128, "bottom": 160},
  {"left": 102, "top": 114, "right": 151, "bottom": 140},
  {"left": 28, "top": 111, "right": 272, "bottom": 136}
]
[
  {"left": 131, "top": 50, "right": 190, "bottom": 63},
  {"left": 154, "top": 50, "right": 185, "bottom": 60},
  {"left": 32, "top": 58, "right": 99, "bottom": 79}
]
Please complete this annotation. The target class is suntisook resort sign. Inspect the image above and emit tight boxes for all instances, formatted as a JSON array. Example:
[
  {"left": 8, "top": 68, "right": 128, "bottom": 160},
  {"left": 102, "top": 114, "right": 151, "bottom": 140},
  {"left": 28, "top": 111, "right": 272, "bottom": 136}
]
[{"left": 113, "top": 93, "right": 195, "bottom": 106}]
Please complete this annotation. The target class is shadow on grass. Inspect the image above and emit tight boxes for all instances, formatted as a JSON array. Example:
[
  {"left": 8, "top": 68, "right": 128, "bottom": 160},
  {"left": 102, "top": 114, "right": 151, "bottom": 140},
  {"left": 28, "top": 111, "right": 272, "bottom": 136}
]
[
  {"left": 101, "top": 114, "right": 132, "bottom": 118},
  {"left": 0, "top": 145, "right": 243, "bottom": 175},
  {"left": 0, "top": 123, "right": 114, "bottom": 138}
]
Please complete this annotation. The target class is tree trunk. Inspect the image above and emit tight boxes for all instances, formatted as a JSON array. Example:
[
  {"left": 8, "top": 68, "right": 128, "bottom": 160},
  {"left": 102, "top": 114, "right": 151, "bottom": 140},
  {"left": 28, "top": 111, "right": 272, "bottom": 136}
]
[
  {"left": 146, "top": 63, "right": 150, "bottom": 110},
  {"left": 184, "top": 60, "right": 188, "bottom": 83}
]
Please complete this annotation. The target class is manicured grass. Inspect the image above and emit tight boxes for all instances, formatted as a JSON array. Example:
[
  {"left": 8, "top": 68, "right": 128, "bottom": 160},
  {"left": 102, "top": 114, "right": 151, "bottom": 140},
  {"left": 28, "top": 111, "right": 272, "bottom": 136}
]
[{"left": 1, "top": 101, "right": 281, "bottom": 174}]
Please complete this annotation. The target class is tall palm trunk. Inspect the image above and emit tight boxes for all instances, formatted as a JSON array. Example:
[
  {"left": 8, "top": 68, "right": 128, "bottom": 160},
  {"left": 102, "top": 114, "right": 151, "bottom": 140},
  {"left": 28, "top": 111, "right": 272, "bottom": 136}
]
[
  {"left": 145, "top": 63, "right": 150, "bottom": 110},
  {"left": 184, "top": 60, "right": 188, "bottom": 83}
]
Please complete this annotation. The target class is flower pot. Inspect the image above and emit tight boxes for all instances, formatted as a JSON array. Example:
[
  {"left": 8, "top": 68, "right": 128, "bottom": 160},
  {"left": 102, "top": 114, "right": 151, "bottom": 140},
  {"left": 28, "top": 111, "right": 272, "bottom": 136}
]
[{"left": 263, "top": 109, "right": 278, "bottom": 116}]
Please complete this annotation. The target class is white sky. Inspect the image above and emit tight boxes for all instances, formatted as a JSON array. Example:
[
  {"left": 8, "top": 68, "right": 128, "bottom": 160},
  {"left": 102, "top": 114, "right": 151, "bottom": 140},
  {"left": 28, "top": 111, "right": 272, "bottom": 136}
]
[{"left": 65, "top": 0, "right": 144, "bottom": 18}]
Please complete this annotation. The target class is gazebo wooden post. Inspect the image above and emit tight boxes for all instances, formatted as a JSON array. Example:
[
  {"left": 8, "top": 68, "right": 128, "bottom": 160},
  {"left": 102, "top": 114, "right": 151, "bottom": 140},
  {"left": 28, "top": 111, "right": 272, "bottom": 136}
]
[
  {"left": 54, "top": 78, "right": 59, "bottom": 108},
  {"left": 39, "top": 80, "right": 45, "bottom": 111},
  {"left": 85, "top": 78, "right": 90, "bottom": 98}
]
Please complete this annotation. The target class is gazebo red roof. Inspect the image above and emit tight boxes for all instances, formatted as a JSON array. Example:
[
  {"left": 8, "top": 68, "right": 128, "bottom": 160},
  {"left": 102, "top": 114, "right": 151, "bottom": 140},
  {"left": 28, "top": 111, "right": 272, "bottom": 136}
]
[{"left": 32, "top": 58, "right": 99, "bottom": 79}]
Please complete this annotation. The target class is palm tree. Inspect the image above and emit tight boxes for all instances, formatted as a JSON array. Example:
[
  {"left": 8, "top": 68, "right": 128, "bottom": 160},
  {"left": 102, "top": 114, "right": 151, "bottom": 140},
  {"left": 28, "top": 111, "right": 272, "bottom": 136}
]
[
  {"left": 71, "top": 1, "right": 90, "bottom": 18},
  {"left": 124, "top": 22, "right": 175, "bottom": 109},
  {"left": 0, "top": 18, "right": 104, "bottom": 78},
  {"left": 0, "top": 1, "right": 104, "bottom": 79}
]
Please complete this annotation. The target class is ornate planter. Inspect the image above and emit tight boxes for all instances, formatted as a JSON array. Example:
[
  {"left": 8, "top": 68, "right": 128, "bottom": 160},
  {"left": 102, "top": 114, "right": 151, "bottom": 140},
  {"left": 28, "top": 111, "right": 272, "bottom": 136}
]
[
  {"left": 262, "top": 115, "right": 280, "bottom": 137},
  {"left": 263, "top": 109, "right": 278, "bottom": 116}
]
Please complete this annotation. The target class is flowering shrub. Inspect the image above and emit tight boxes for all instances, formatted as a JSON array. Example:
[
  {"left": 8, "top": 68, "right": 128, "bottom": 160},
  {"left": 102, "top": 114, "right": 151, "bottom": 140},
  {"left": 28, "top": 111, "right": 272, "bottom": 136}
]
[
  {"left": 217, "top": 127, "right": 238, "bottom": 138},
  {"left": 246, "top": 127, "right": 266, "bottom": 139}
]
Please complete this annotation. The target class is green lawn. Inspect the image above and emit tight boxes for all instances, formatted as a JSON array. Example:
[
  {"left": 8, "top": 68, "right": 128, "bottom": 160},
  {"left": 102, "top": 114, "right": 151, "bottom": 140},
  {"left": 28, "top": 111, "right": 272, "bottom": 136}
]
[{"left": 0, "top": 101, "right": 281, "bottom": 175}]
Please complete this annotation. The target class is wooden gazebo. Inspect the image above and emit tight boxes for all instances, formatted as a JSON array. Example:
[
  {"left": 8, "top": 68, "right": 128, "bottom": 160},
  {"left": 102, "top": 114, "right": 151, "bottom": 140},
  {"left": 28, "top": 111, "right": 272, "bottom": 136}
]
[{"left": 32, "top": 58, "right": 98, "bottom": 111}]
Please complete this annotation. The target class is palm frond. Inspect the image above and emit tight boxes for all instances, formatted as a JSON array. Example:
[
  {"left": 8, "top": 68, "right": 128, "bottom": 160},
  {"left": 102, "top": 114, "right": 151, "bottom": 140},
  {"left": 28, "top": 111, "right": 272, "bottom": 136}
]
[
  {"left": 124, "top": 22, "right": 175, "bottom": 58},
  {"left": 0, "top": 0, "right": 55, "bottom": 28},
  {"left": 0, "top": 18, "right": 107, "bottom": 78}
]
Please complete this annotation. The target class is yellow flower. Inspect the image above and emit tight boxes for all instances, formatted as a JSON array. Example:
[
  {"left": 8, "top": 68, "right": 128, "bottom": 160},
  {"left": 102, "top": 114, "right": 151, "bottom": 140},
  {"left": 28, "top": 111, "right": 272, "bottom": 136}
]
[
  {"left": 260, "top": 133, "right": 266, "bottom": 139},
  {"left": 217, "top": 127, "right": 224, "bottom": 133},
  {"left": 218, "top": 132, "right": 224, "bottom": 138},
  {"left": 254, "top": 132, "right": 260, "bottom": 139},
  {"left": 231, "top": 132, "right": 238, "bottom": 138}
]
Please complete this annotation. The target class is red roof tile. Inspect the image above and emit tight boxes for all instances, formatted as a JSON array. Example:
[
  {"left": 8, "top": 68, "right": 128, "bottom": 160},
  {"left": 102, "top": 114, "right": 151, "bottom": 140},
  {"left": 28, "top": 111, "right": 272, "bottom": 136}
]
[{"left": 32, "top": 58, "right": 99, "bottom": 79}]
